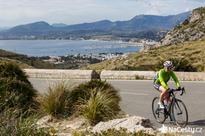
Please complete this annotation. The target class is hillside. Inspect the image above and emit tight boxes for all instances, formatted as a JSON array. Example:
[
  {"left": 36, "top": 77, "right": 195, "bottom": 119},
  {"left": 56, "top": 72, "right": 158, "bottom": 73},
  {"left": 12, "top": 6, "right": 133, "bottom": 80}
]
[
  {"left": 0, "top": 57, "right": 32, "bottom": 69},
  {"left": 161, "top": 7, "right": 205, "bottom": 45},
  {"left": 0, "top": 12, "right": 190, "bottom": 41},
  {"left": 0, "top": 49, "right": 54, "bottom": 69},
  {"left": 0, "top": 49, "right": 102, "bottom": 69},
  {"left": 86, "top": 40, "right": 205, "bottom": 72},
  {"left": 86, "top": 7, "right": 205, "bottom": 72},
  {"left": 0, "top": 49, "right": 31, "bottom": 69}
]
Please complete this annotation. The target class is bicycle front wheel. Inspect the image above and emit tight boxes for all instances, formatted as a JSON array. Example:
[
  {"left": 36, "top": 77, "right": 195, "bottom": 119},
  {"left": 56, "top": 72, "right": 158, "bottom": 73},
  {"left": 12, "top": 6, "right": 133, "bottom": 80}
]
[
  {"left": 172, "top": 99, "right": 188, "bottom": 127},
  {"left": 152, "top": 97, "right": 166, "bottom": 123}
]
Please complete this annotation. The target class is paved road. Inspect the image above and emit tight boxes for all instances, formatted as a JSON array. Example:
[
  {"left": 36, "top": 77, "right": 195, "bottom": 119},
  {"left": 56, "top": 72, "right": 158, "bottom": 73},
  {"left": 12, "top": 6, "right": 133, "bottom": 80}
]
[
  {"left": 109, "top": 80, "right": 205, "bottom": 136},
  {"left": 29, "top": 78, "right": 205, "bottom": 135}
]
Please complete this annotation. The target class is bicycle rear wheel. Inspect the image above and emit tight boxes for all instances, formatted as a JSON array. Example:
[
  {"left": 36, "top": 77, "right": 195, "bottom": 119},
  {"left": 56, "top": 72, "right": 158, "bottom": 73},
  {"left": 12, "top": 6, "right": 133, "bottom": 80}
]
[
  {"left": 172, "top": 99, "right": 188, "bottom": 127},
  {"left": 152, "top": 97, "right": 166, "bottom": 123}
]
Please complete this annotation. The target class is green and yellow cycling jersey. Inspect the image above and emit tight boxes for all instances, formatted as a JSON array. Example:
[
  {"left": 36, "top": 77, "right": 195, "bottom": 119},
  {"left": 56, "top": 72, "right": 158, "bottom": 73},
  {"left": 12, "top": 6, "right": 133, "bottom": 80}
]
[{"left": 154, "top": 68, "right": 180, "bottom": 90}]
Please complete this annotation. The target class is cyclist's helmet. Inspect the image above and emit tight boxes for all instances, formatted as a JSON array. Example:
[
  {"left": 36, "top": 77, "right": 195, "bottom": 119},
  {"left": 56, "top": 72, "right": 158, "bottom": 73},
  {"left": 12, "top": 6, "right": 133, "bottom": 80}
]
[{"left": 163, "top": 61, "right": 173, "bottom": 69}]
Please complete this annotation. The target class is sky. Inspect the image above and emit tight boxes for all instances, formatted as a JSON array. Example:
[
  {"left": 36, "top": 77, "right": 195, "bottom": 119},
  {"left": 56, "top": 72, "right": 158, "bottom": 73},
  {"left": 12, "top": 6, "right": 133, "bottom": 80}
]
[{"left": 0, "top": 0, "right": 205, "bottom": 27}]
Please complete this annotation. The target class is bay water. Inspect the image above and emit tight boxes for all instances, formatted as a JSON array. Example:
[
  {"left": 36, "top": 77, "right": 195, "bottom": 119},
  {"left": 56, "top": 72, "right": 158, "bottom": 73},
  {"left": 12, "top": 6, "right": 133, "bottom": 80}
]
[{"left": 0, "top": 40, "right": 142, "bottom": 57}]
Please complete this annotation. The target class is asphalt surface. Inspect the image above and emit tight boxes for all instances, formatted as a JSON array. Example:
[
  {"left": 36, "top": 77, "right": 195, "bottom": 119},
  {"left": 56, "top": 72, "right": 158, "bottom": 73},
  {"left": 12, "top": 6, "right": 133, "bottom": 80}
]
[{"left": 29, "top": 78, "right": 205, "bottom": 135}]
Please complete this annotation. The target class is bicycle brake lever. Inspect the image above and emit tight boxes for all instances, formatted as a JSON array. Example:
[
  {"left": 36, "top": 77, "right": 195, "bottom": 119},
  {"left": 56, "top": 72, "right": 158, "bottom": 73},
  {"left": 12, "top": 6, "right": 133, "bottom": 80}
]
[{"left": 180, "top": 87, "right": 185, "bottom": 96}]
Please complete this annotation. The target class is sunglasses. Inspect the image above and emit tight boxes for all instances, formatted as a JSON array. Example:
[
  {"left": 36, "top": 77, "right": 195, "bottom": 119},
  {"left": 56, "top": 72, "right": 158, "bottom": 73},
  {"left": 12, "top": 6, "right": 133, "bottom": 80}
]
[{"left": 167, "top": 66, "right": 174, "bottom": 70}]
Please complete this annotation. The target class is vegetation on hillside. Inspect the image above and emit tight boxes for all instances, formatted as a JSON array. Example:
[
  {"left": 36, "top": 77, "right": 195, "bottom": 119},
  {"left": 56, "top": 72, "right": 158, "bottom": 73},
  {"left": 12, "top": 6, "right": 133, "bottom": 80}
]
[
  {"left": 0, "top": 49, "right": 101, "bottom": 69},
  {"left": 0, "top": 62, "right": 37, "bottom": 113},
  {"left": 0, "top": 112, "right": 50, "bottom": 136},
  {"left": 195, "top": 6, "right": 205, "bottom": 15},
  {"left": 0, "top": 62, "right": 50, "bottom": 136},
  {"left": 86, "top": 40, "right": 205, "bottom": 72},
  {"left": 0, "top": 49, "right": 55, "bottom": 69}
]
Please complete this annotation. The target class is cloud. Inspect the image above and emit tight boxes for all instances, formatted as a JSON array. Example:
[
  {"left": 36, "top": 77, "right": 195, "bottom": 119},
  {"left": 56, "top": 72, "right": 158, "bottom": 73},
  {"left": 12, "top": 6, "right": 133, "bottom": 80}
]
[
  {"left": 0, "top": 0, "right": 204, "bottom": 27},
  {"left": 0, "top": 0, "right": 98, "bottom": 25},
  {"left": 194, "top": 0, "right": 205, "bottom": 2},
  {"left": 131, "top": 0, "right": 205, "bottom": 14}
]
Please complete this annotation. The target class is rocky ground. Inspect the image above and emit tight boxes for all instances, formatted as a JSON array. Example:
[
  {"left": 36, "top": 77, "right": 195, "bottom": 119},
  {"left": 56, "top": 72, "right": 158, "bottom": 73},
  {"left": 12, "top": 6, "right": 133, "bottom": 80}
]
[
  {"left": 36, "top": 115, "right": 193, "bottom": 136},
  {"left": 36, "top": 115, "right": 157, "bottom": 136}
]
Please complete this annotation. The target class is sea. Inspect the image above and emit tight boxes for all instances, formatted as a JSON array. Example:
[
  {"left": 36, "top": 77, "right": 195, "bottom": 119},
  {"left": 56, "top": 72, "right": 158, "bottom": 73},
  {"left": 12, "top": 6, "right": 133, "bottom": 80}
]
[{"left": 0, "top": 40, "right": 142, "bottom": 57}]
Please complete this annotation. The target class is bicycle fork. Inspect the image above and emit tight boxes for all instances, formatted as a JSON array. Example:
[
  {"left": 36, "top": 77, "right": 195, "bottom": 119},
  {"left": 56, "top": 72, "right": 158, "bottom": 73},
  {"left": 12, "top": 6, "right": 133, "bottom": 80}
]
[{"left": 166, "top": 100, "right": 175, "bottom": 122}]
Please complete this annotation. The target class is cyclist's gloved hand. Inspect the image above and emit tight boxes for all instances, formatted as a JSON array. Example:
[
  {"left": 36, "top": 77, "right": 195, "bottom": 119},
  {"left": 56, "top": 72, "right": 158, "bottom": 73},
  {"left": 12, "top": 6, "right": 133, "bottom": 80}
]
[{"left": 177, "top": 87, "right": 181, "bottom": 91}]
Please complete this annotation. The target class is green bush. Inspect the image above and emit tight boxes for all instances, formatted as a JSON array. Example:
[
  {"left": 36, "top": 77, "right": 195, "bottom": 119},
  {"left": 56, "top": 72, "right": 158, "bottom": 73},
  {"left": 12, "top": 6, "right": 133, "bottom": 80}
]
[
  {"left": 80, "top": 87, "right": 121, "bottom": 125},
  {"left": 69, "top": 80, "right": 121, "bottom": 124},
  {"left": 0, "top": 78, "right": 37, "bottom": 112},
  {"left": 39, "top": 82, "right": 71, "bottom": 117},
  {"left": 0, "top": 62, "right": 37, "bottom": 113},
  {"left": 156, "top": 58, "right": 197, "bottom": 72},
  {"left": 0, "top": 62, "right": 50, "bottom": 135},
  {"left": 70, "top": 80, "right": 115, "bottom": 105},
  {"left": 0, "top": 110, "right": 50, "bottom": 136},
  {"left": 0, "top": 61, "right": 30, "bottom": 84},
  {"left": 39, "top": 80, "right": 121, "bottom": 123}
]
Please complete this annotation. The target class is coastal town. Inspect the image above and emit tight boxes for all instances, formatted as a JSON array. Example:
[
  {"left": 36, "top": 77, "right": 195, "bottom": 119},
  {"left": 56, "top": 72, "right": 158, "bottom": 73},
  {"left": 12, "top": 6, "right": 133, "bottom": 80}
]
[
  {"left": 41, "top": 52, "right": 128, "bottom": 68},
  {"left": 40, "top": 38, "right": 159, "bottom": 69}
]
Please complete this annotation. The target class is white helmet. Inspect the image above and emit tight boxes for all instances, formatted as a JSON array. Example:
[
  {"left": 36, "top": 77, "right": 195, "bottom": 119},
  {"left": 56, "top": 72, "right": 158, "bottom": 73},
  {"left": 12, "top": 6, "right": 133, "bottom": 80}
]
[{"left": 163, "top": 61, "right": 173, "bottom": 68}]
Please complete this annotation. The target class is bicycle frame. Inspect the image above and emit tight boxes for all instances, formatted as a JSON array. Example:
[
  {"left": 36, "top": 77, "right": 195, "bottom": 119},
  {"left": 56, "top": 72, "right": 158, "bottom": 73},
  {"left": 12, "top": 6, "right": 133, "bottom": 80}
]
[
  {"left": 152, "top": 87, "right": 188, "bottom": 127},
  {"left": 164, "top": 89, "right": 184, "bottom": 121},
  {"left": 163, "top": 94, "right": 175, "bottom": 121}
]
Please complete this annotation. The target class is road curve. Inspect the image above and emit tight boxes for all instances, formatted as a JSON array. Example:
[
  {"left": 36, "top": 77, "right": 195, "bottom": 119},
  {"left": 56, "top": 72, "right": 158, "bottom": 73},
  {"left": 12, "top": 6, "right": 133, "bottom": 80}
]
[{"left": 29, "top": 78, "right": 205, "bottom": 135}]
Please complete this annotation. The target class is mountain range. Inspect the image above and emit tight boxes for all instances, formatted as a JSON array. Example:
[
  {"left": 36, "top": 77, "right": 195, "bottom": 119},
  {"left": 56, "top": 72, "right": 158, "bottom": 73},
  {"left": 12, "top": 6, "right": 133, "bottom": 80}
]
[
  {"left": 86, "top": 6, "right": 205, "bottom": 72},
  {"left": 0, "top": 12, "right": 191, "bottom": 41}
]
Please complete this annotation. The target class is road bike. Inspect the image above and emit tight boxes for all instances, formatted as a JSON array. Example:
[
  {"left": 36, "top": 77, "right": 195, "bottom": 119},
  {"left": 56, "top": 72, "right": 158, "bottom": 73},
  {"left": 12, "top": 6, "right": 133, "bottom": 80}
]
[{"left": 152, "top": 87, "right": 188, "bottom": 127}]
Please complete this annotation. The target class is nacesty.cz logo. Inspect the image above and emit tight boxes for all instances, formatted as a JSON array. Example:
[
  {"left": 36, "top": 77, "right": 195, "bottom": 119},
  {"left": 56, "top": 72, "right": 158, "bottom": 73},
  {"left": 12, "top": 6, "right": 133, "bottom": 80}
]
[{"left": 158, "top": 125, "right": 203, "bottom": 134}]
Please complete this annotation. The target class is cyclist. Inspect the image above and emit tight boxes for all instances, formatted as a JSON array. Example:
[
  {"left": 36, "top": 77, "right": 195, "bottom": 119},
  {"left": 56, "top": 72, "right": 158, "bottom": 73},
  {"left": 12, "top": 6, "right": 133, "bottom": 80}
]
[{"left": 153, "top": 60, "right": 181, "bottom": 109}]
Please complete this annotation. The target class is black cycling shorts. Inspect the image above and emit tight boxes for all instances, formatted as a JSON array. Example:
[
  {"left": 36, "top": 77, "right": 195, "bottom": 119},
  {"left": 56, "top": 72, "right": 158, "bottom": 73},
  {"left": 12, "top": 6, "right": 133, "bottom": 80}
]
[
  {"left": 153, "top": 79, "right": 161, "bottom": 92},
  {"left": 153, "top": 82, "right": 160, "bottom": 91}
]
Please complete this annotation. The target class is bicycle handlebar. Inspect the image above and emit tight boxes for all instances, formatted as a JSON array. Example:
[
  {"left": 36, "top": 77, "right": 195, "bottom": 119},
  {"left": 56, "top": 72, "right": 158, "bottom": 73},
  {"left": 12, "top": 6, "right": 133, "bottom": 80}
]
[
  {"left": 169, "top": 87, "right": 185, "bottom": 96},
  {"left": 180, "top": 87, "right": 185, "bottom": 95}
]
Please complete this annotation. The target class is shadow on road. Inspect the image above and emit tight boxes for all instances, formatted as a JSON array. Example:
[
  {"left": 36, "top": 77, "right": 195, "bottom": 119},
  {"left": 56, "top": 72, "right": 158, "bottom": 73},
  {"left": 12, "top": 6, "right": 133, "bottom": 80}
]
[{"left": 189, "top": 119, "right": 205, "bottom": 126}]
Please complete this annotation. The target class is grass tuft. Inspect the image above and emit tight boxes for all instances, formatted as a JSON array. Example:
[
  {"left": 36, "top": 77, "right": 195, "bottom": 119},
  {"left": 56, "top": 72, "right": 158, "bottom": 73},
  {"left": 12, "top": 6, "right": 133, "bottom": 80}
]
[
  {"left": 80, "top": 87, "right": 121, "bottom": 125},
  {"left": 70, "top": 80, "right": 115, "bottom": 103},
  {"left": 0, "top": 110, "right": 50, "bottom": 136},
  {"left": 39, "top": 82, "right": 71, "bottom": 117}
]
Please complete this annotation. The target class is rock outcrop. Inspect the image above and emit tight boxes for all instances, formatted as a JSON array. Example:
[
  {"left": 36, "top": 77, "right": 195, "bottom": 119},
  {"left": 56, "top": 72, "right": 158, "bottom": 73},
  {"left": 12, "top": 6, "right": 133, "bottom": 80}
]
[
  {"left": 92, "top": 116, "right": 156, "bottom": 134},
  {"left": 36, "top": 115, "right": 156, "bottom": 135},
  {"left": 161, "top": 7, "right": 205, "bottom": 45}
]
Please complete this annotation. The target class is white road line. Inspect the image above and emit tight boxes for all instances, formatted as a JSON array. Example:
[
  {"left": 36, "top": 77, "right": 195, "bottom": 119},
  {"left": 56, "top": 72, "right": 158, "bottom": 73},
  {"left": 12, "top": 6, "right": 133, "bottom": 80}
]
[
  {"left": 120, "top": 92, "right": 149, "bottom": 96},
  {"left": 29, "top": 78, "right": 205, "bottom": 83},
  {"left": 108, "top": 80, "right": 152, "bottom": 82}
]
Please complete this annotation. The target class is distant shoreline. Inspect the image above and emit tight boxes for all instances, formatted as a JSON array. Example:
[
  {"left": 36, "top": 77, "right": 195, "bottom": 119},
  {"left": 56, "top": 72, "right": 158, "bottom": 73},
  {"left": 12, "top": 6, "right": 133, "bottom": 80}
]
[
  {"left": 0, "top": 39, "right": 142, "bottom": 57},
  {"left": 0, "top": 39, "right": 144, "bottom": 47}
]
